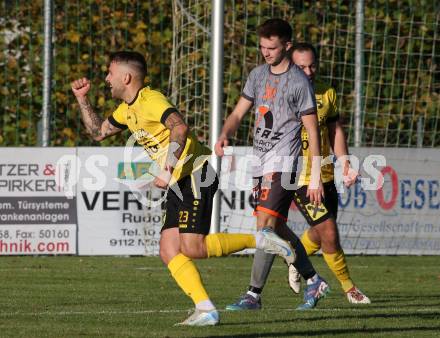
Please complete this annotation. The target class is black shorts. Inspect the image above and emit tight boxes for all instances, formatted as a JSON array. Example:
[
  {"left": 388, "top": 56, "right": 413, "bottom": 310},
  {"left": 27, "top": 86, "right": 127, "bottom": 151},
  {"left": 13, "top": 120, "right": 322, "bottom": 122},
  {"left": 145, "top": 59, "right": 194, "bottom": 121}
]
[
  {"left": 252, "top": 172, "right": 297, "bottom": 222},
  {"left": 293, "top": 181, "right": 338, "bottom": 226},
  {"left": 162, "top": 162, "right": 219, "bottom": 235}
]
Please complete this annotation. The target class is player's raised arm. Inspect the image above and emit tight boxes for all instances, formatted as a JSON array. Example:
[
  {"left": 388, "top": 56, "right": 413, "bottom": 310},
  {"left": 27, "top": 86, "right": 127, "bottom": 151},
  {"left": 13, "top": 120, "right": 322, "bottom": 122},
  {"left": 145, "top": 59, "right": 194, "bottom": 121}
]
[
  {"left": 215, "top": 96, "right": 253, "bottom": 156},
  {"left": 302, "top": 113, "right": 323, "bottom": 205},
  {"left": 71, "top": 77, "right": 123, "bottom": 141}
]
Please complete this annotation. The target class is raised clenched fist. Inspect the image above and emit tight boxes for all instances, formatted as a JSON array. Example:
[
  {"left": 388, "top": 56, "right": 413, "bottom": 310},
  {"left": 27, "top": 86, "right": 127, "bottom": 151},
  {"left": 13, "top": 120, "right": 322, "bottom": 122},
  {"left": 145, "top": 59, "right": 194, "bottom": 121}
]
[{"left": 71, "top": 77, "right": 91, "bottom": 98}]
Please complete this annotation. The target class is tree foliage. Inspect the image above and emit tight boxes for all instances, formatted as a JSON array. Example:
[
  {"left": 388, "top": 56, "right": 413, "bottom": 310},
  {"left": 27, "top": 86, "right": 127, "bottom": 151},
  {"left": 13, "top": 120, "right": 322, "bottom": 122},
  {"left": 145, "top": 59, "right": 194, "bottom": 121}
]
[
  {"left": 0, "top": 0, "right": 172, "bottom": 146},
  {"left": 0, "top": 0, "right": 438, "bottom": 147}
]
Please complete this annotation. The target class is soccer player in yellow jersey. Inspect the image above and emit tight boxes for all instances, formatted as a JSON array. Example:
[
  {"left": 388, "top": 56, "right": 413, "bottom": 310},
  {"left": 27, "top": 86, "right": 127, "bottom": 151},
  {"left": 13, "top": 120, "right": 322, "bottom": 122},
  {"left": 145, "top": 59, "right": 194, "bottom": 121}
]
[
  {"left": 71, "top": 51, "right": 298, "bottom": 326},
  {"left": 289, "top": 42, "right": 370, "bottom": 304},
  {"left": 226, "top": 43, "right": 370, "bottom": 311}
]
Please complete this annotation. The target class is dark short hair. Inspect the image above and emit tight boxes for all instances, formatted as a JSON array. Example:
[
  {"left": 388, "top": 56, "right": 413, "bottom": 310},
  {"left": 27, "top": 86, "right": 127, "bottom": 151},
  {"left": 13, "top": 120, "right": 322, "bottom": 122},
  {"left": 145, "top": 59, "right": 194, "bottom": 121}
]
[
  {"left": 257, "top": 18, "right": 292, "bottom": 44},
  {"left": 109, "top": 51, "right": 147, "bottom": 79},
  {"left": 292, "top": 42, "right": 318, "bottom": 60}
]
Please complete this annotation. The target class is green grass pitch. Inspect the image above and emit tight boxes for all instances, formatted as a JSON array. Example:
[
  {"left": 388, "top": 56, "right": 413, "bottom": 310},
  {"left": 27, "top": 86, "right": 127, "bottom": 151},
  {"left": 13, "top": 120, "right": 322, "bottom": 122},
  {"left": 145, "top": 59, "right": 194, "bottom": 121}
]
[{"left": 0, "top": 255, "right": 439, "bottom": 337}]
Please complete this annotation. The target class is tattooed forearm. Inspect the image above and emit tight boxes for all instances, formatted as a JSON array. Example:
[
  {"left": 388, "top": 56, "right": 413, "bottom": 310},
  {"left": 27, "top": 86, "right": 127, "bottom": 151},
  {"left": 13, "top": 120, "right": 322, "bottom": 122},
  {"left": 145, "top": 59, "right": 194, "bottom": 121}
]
[
  {"left": 164, "top": 112, "right": 188, "bottom": 170},
  {"left": 167, "top": 131, "right": 188, "bottom": 168},
  {"left": 164, "top": 112, "right": 185, "bottom": 130},
  {"left": 78, "top": 97, "right": 104, "bottom": 139}
]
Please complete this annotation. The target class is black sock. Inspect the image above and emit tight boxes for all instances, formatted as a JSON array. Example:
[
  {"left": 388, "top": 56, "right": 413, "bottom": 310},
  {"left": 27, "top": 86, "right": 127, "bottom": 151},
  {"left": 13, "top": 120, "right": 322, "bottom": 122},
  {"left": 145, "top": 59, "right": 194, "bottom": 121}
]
[{"left": 248, "top": 286, "right": 263, "bottom": 294}]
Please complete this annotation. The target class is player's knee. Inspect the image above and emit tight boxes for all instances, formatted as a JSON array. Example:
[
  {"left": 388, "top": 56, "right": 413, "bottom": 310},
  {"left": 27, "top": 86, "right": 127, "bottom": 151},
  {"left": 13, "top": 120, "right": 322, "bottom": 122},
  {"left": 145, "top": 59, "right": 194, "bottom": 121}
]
[
  {"left": 318, "top": 219, "right": 340, "bottom": 245},
  {"left": 307, "top": 226, "right": 318, "bottom": 238},
  {"left": 159, "top": 228, "right": 181, "bottom": 264},
  {"left": 180, "top": 239, "right": 206, "bottom": 259},
  {"left": 256, "top": 212, "right": 278, "bottom": 229},
  {"left": 159, "top": 246, "right": 174, "bottom": 265}
]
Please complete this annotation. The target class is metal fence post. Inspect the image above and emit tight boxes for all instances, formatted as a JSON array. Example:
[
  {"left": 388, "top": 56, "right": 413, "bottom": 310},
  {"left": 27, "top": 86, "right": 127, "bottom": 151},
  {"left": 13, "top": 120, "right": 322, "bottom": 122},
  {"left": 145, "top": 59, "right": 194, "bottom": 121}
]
[
  {"left": 40, "top": 0, "right": 53, "bottom": 147},
  {"left": 354, "top": 0, "right": 364, "bottom": 147},
  {"left": 209, "top": 0, "right": 224, "bottom": 233}
]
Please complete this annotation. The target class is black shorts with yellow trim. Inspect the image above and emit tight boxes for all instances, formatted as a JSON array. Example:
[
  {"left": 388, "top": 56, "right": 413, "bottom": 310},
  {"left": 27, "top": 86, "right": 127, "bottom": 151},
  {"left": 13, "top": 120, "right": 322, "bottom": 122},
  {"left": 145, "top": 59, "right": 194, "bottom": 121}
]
[
  {"left": 161, "top": 161, "right": 218, "bottom": 235},
  {"left": 252, "top": 172, "right": 297, "bottom": 222},
  {"left": 293, "top": 181, "right": 338, "bottom": 226}
]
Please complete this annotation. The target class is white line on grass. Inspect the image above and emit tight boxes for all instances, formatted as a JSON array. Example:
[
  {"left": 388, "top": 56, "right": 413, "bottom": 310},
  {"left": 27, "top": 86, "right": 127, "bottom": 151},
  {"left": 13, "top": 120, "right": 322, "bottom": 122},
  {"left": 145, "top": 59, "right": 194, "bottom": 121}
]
[
  {"left": 0, "top": 309, "right": 187, "bottom": 316},
  {"left": 0, "top": 307, "right": 437, "bottom": 317}
]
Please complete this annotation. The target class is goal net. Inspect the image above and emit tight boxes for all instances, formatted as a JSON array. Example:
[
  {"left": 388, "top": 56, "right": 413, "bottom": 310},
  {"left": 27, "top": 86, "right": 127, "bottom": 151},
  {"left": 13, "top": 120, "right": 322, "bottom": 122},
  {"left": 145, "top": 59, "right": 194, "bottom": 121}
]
[
  {"left": 169, "top": 0, "right": 440, "bottom": 255},
  {"left": 170, "top": 0, "right": 439, "bottom": 147}
]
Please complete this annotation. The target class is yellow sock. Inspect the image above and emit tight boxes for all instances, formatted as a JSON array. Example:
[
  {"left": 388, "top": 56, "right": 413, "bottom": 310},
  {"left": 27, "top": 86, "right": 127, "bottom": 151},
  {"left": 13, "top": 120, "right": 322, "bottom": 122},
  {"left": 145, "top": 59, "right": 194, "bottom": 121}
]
[
  {"left": 323, "top": 250, "right": 354, "bottom": 292},
  {"left": 300, "top": 229, "right": 321, "bottom": 256},
  {"left": 205, "top": 233, "right": 256, "bottom": 257},
  {"left": 167, "top": 253, "right": 209, "bottom": 304}
]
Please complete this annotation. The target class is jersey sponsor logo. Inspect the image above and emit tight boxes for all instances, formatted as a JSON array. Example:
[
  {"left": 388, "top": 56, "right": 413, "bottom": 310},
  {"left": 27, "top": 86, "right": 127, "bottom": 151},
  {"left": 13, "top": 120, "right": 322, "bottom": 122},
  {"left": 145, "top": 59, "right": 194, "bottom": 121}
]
[
  {"left": 270, "top": 131, "right": 283, "bottom": 140},
  {"left": 132, "top": 128, "right": 149, "bottom": 141},
  {"left": 132, "top": 129, "right": 160, "bottom": 154},
  {"left": 255, "top": 105, "right": 273, "bottom": 129},
  {"left": 255, "top": 128, "right": 283, "bottom": 141},
  {"left": 255, "top": 105, "right": 284, "bottom": 142}
]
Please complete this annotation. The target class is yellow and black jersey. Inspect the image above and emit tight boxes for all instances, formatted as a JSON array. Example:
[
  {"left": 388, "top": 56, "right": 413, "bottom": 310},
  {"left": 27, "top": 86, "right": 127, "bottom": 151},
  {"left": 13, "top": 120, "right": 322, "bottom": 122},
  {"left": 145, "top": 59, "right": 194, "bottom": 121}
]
[
  {"left": 298, "top": 80, "right": 339, "bottom": 186},
  {"left": 108, "top": 87, "right": 211, "bottom": 184}
]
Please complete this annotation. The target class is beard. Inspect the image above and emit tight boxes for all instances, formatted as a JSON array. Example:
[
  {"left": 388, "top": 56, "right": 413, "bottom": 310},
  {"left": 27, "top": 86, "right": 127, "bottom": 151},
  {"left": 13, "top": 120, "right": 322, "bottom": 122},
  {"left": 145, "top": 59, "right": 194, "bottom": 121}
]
[
  {"left": 270, "top": 56, "right": 284, "bottom": 67},
  {"left": 267, "top": 49, "right": 288, "bottom": 67},
  {"left": 110, "top": 85, "right": 124, "bottom": 99}
]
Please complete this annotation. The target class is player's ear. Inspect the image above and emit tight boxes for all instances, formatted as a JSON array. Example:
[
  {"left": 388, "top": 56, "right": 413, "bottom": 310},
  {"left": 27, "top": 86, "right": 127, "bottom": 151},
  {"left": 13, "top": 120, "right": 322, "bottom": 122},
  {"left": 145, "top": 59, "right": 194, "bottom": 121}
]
[
  {"left": 285, "top": 41, "right": 292, "bottom": 52},
  {"left": 123, "top": 72, "right": 132, "bottom": 85}
]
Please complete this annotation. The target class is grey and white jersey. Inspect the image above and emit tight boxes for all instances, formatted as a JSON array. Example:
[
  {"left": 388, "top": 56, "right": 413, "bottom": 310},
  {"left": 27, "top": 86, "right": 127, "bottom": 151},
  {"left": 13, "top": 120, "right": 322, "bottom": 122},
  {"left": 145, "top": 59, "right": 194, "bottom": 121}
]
[{"left": 242, "top": 62, "right": 317, "bottom": 177}]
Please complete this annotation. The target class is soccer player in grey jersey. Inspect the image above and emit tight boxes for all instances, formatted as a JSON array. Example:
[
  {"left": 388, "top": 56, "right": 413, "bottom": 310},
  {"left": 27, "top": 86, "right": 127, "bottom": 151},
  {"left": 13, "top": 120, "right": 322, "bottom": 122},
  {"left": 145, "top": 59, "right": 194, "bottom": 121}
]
[{"left": 215, "top": 18, "right": 330, "bottom": 310}]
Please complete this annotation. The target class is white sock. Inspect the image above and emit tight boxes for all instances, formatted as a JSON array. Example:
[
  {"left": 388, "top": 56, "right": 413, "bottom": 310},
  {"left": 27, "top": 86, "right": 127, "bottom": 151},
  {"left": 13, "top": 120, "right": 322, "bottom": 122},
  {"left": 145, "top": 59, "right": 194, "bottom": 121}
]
[
  {"left": 246, "top": 290, "right": 260, "bottom": 300},
  {"left": 306, "top": 274, "right": 319, "bottom": 286},
  {"left": 196, "top": 299, "right": 216, "bottom": 311}
]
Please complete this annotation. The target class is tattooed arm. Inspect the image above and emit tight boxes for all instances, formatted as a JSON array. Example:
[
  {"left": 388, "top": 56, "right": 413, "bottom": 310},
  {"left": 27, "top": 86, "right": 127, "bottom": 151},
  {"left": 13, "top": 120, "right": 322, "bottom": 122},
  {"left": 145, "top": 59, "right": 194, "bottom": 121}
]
[
  {"left": 154, "top": 110, "right": 188, "bottom": 189},
  {"left": 164, "top": 111, "right": 189, "bottom": 169},
  {"left": 71, "top": 77, "right": 123, "bottom": 141}
]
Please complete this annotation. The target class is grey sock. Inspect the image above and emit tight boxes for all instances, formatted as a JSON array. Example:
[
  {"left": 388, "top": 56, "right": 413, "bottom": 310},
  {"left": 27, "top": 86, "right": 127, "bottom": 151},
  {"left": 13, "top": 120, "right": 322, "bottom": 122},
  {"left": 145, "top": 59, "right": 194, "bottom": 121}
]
[{"left": 250, "top": 248, "right": 276, "bottom": 290}]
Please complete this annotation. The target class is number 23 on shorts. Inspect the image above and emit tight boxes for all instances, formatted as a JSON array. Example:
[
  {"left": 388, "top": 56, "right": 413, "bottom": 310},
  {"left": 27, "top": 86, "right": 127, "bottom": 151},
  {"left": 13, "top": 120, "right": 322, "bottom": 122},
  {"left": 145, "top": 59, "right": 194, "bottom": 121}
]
[{"left": 179, "top": 211, "right": 189, "bottom": 223}]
